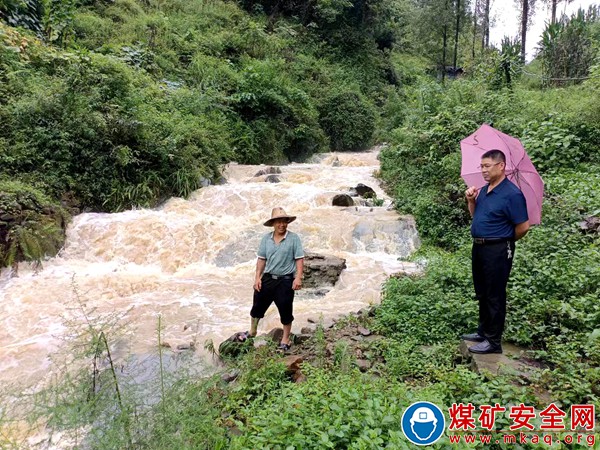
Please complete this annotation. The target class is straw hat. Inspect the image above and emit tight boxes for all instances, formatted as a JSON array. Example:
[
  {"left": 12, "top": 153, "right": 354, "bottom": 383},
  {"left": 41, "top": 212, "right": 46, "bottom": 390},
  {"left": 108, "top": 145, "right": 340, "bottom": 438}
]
[{"left": 263, "top": 207, "right": 297, "bottom": 227}]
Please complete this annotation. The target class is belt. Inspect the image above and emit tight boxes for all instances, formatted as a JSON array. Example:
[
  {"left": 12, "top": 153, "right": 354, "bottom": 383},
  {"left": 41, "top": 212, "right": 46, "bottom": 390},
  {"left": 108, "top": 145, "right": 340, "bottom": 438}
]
[
  {"left": 264, "top": 273, "right": 294, "bottom": 280},
  {"left": 473, "top": 237, "right": 513, "bottom": 245}
]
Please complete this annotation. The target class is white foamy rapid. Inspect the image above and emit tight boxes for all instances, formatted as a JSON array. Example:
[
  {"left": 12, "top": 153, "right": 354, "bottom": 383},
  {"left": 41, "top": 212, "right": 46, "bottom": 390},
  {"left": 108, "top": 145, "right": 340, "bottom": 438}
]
[{"left": 0, "top": 150, "right": 420, "bottom": 387}]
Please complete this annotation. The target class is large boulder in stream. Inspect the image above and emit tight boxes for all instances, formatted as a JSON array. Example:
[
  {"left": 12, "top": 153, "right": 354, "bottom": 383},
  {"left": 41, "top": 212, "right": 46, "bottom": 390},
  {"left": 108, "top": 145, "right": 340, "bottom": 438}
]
[
  {"left": 303, "top": 252, "right": 346, "bottom": 288},
  {"left": 254, "top": 166, "right": 282, "bottom": 177},
  {"left": 332, "top": 194, "right": 354, "bottom": 207},
  {"left": 354, "top": 183, "right": 376, "bottom": 198}
]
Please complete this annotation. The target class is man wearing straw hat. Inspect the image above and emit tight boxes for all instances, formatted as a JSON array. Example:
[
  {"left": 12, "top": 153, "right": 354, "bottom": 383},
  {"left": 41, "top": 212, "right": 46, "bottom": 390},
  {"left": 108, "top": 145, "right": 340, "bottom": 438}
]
[{"left": 238, "top": 207, "right": 304, "bottom": 351}]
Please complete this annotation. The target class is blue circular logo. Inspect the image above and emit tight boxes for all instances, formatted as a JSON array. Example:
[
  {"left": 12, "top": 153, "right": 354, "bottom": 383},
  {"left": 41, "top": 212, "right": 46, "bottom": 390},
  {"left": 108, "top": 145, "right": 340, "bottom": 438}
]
[{"left": 401, "top": 401, "right": 446, "bottom": 446}]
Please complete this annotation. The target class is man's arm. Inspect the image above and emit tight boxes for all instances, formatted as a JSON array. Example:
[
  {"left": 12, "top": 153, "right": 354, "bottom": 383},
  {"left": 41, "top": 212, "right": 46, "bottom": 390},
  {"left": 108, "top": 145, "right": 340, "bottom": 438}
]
[
  {"left": 293, "top": 258, "right": 304, "bottom": 290},
  {"left": 254, "top": 258, "right": 266, "bottom": 291},
  {"left": 514, "top": 220, "right": 530, "bottom": 241},
  {"left": 465, "top": 186, "right": 478, "bottom": 217}
]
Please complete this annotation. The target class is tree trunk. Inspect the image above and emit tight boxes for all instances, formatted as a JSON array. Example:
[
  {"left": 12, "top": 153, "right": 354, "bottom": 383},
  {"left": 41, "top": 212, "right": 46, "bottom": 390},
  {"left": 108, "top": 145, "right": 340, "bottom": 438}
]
[
  {"left": 520, "top": 0, "right": 529, "bottom": 63},
  {"left": 551, "top": 0, "right": 557, "bottom": 24},
  {"left": 472, "top": 0, "right": 478, "bottom": 58},
  {"left": 442, "top": 0, "right": 449, "bottom": 82},
  {"left": 453, "top": 0, "right": 461, "bottom": 69},
  {"left": 481, "top": 0, "right": 490, "bottom": 49}
]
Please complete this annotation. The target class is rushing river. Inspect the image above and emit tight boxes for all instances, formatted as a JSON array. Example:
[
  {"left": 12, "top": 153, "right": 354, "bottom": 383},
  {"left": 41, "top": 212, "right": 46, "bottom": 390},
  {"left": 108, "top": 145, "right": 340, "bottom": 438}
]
[{"left": 0, "top": 150, "right": 420, "bottom": 388}]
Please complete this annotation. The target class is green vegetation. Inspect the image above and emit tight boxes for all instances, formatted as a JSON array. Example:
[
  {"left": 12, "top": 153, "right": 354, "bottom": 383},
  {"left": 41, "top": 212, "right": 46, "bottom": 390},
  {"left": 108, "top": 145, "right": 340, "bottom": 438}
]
[
  {"left": 1, "top": 0, "right": 599, "bottom": 448},
  {"left": 0, "top": 180, "right": 68, "bottom": 268},
  {"left": 0, "top": 0, "right": 404, "bottom": 217}
]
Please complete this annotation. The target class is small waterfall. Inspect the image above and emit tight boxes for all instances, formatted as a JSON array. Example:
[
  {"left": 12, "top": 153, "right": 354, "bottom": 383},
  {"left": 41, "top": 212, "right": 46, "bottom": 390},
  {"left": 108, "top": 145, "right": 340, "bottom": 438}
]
[{"left": 0, "top": 150, "right": 420, "bottom": 386}]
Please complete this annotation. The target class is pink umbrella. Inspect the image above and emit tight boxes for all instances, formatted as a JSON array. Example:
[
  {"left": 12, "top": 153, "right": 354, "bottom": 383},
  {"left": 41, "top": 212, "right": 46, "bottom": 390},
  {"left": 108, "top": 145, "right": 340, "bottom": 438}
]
[{"left": 460, "top": 124, "right": 544, "bottom": 225}]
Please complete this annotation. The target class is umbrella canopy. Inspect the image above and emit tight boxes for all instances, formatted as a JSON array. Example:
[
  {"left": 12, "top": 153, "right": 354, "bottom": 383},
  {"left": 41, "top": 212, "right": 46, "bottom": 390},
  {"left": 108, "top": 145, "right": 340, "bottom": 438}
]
[{"left": 460, "top": 124, "right": 544, "bottom": 225}]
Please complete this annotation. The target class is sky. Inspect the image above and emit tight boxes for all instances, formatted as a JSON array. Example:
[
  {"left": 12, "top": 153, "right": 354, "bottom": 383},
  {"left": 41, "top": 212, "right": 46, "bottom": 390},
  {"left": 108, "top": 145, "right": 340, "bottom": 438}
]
[{"left": 489, "top": 0, "right": 598, "bottom": 60}]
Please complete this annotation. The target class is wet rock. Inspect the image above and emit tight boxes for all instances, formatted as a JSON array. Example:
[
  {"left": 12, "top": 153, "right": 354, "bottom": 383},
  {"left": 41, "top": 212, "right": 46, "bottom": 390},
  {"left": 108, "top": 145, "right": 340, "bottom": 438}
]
[
  {"left": 358, "top": 307, "right": 376, "bottom": 317},
  {"left": 351, "top": 215, "right": 419, "bottom": 257},
  {"left": 283, "top": 355, "right": 303, "bottom": 372},
  {"left": 358, "top": 327, "right": 372, "bottom": 337},
  {"left": 459, "top": 340, "right": 544, "bottom": 382},
  {"left": 283, "top": 355, "right": 304, "bottom": 382},
  {"left": 176, "top": 342, "right": 195, "bottom": 351},
  {"left": 355, "top": 359, "right": 371, "bottom": 372},
  {"left": 331, "top": 156, "right": 341, "bottom": 167},
  {"left": 579, "top": 216, "right": 600, "bottom": 234},
  {"left": 294, "top": 333, "right": 312, "bottom": 345},
  {"left": 265, "top": 175, "right": 281, "bottom": 183},
  {"left": 303, "top": 252, "right": 346, "bottom": 288},
  {"left": 254, "top": 167, "right": 282, "bottom": 177},
  {"left": 293, "top": 371, "right": 307, "bottom": 383},
  {"left": 267, "top": 328, "right": 284, "bottom": 343},
  {"left": 354, "top": 183, "right": 376, "bottom": 198},
  {"left": 253, "top": 336, "right": 269, "bottom": 349},
  {"left": 222, "top": 369, "right": 240, "bottom": 383},
  {"left": 218, "top": 333, "right": 252, "bottom": 358},
  {"left": 332, "top": 194, "right": 354, "bottom": 207},
  {"left": 307, "top": 318, "right": 318, "bottom": 324},
  {"left": 323, "top": 319, "right": 336, "bottom": 329},
  {"left": 301, "top": 325, "right": 316, "bottom": 334}
]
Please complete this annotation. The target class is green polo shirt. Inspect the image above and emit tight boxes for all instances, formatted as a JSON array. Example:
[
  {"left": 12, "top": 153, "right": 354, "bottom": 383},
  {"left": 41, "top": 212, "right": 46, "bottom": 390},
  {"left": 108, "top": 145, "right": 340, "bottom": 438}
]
[{"left": 257, "top": 231, "right": 304, "bottom": 276}]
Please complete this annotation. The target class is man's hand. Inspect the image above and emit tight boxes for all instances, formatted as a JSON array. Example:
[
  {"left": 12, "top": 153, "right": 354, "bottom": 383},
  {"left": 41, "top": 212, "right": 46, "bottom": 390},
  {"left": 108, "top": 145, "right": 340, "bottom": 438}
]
[
  {"left": 292, "top": 277, "right": 302, "bottom": 290},
  {"left": 254, "top": 278, "right": 262, "bottom": 292},
  {"left": 465, "top": 186, "right": 478, "bottom": 217},
  {"left": 465, "top": 186, "right": 478, "bottom": 201}
]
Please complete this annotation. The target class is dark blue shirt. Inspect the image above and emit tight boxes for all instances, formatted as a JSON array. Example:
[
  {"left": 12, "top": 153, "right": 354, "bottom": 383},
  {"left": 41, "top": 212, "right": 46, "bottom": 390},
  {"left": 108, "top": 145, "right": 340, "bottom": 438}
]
[{"left": 471, "top": 177, "right": 528, "bottom": 239}]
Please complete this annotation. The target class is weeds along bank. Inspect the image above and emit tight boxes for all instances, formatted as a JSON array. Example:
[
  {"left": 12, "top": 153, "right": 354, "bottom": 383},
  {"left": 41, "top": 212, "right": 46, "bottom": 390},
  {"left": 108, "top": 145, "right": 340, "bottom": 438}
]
[{"left": 377, "top": 67, "right": 600, "bottom": 410}]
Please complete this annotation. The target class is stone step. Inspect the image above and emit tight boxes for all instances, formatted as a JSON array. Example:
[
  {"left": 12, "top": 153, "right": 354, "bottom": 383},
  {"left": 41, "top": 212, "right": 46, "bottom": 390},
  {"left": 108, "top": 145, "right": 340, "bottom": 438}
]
[{"left": 459, "top": 340, "right": 544, "bottom": 383}]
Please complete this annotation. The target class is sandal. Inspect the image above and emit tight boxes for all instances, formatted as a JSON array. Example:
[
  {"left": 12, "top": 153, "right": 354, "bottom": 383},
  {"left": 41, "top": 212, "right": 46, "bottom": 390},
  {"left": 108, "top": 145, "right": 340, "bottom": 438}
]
[
  {"left": 277, "top": 342, "right": 291, "bottom": 352},
  {"left": 235, "top": 331, "right": 252, "bottom": 342}
]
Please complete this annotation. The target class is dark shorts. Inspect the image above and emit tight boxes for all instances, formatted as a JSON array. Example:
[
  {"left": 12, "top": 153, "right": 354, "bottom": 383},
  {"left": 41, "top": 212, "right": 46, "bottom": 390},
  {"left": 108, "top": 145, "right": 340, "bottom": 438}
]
[{"left": 250, "top": 274, "right": 295, "bottom": 325}]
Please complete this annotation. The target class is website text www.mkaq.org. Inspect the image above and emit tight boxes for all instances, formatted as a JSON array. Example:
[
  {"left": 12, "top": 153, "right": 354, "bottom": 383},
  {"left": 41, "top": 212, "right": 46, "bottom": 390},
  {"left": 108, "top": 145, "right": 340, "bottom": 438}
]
[{"left": 449, "top": 432, "right": 596, "bottom": 446}]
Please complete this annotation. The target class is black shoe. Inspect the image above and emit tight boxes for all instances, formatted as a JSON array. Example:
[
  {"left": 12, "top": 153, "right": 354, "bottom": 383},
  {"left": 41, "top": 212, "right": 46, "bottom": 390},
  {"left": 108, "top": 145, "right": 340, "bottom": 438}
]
[
  {"left": 460, "top": 333, "right": 485, "bottom": 342},
  {"left": 468, "top": 340, "right": 502, "bottom": 354}
]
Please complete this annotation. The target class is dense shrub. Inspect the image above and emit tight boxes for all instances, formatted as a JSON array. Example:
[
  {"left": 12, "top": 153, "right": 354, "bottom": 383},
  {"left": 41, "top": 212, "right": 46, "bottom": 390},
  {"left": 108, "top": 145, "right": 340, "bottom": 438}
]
[
  {"left": 319, "top": 91, "right": 376, "bottom": 151},
  {"left": 375, "top": 247, "right": 476, "bottom": 343},
  {"left": 229, "top": 57, "right": 326, "bottom": 162},
  {"left": 229, "top": 366, "right": 445, "bottom": 450}
]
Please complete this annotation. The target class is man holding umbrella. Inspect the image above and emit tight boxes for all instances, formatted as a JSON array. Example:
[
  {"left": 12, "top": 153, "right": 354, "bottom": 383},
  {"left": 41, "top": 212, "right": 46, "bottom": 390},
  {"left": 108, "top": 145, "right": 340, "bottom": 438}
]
[{"left": 462, "top": 149, "right": 530, "bottom": 354}]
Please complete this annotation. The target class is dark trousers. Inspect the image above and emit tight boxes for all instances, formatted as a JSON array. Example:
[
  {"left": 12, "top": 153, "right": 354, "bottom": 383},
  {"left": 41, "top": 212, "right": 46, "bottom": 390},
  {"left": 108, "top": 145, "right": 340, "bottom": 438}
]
[
  {"left": 250, "top": 275, "right": 295, "bottom": 325},
  {"left": 472, "top": 240, "right": 516, "bottom": 347}
]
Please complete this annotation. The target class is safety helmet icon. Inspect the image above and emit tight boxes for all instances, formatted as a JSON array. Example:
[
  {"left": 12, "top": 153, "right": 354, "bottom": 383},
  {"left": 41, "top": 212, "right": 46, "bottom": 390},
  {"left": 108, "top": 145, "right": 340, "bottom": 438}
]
[
  {"left": 402, "top": 402, "right": 445, "bottom": 446},
  {"left": 410, "top": 407, "right": 438, "bottom": 425}
]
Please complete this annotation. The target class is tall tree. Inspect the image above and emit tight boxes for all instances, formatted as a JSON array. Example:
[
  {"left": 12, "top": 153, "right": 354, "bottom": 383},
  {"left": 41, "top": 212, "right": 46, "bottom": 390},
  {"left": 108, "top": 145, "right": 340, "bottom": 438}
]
[
  {"left": 543, "top": 0, "right": 574, "bottom": 24},
  {"left": 472, "top": 0, "right": 479, "bottom": 57},
  {"left": 453, "top": 0, "right": 461, "bottom": 68},
  {"left": 442, "top": 0, "right": 449, "bottom": 81},
  {"left": 481, "top": 0, "right": 490, "bottom": 49},
  {"left": 518, "top": 0, "right": 537, "bottom": 62}
]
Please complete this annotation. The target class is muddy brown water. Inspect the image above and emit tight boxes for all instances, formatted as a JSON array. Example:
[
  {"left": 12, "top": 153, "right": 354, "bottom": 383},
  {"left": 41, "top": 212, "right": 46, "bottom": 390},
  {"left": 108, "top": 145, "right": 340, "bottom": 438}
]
[{"left": 0, "top": 150, "right": 421, "bottom": 389}]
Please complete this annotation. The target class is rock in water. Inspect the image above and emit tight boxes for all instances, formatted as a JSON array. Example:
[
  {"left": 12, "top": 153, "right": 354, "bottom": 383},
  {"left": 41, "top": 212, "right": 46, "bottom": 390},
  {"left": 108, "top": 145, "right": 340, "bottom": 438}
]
[
  {"left": 218, "top": 332, "right": 252, "bottom": 358},
  {"left": 303, "top": 253, "right": 346, "bottom": 288},
  {"left": 354, "top": 183, "right": 376, "bottom": 198},
  {"left": 332, "top": 194, "right": 354, "bottom": 207}
]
